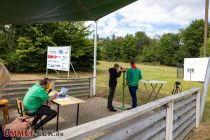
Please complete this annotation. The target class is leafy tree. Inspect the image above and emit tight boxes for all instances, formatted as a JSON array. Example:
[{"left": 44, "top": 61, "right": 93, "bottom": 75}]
[
  {"left": 0, "top": 22, "right": 93, "bottom": 72},
  {"left": 158, "top": 33, "right": 181, "bottom": 65},
  {"left": 141, "top": 39, "right": 159, "bottom": 63},
  {"left": 180, "top": 19, "right": 205, "bottom": 58},
  {"left": 134, "top": 31, "right": 151, "bottom": 55}
]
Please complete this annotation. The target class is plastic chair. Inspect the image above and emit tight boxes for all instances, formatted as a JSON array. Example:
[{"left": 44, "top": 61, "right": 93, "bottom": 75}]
[{"left": 0, "top": 99, "right": 10, "bottom": 123}]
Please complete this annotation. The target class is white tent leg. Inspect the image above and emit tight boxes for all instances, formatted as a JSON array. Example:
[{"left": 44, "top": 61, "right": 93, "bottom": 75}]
[
  {"left": 93, "top": 21, "right": 98, "bottom": 96},
  {"left": 200, "top": 57, "right": 210, "bottom": 121},
  {"left": 200, "top": 0, "right": 209, "bottom": 121}
]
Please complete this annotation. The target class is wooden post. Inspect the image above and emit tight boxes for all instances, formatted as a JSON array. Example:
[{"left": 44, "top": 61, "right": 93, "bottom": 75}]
[
  {"left": 204, "top": 0, "right": 209, "bottom": 57},
  {"left": 166, "top": 102, "right": 174, "bottom": 140},
  {"left": 196, "top": 92, "right": 201, "bottom": 128}
]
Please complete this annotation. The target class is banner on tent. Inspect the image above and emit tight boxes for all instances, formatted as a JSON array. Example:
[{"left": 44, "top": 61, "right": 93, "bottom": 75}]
[{"left": 47, "top": 46, "right": 71, "bottom": 71}]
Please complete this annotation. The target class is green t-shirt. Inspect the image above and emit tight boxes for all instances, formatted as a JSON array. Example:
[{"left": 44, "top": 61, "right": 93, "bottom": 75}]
[
  {"left": 23, "top": 84, "right": 49, "bottom": 113},
  {"left": 126, "top": 68, "right": 142, "bottom": 86}
]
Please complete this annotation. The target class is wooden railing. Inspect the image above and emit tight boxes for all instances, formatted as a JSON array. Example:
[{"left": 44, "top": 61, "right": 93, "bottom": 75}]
[
  {"left": 0, "top": 77, "right": 94, "bottom": 108},
  {"left": 34, "top": 87, "right": 200, "bottom": 140}
]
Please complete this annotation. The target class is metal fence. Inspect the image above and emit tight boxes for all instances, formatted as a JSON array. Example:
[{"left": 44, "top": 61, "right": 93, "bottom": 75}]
[
  {"left": 0, "top": 77, "right": 94, "bottom": 108},
  {"left": 177, "top": 63, "right": 184, "bottom": 79},
  {"left": 34, "top": 87, "right": 200, "bottom": 140}
]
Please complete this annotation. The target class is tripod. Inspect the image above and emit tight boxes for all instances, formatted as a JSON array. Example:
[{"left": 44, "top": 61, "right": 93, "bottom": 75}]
[
  {"left": 117, "top": 71, "right": 130, "bottom": 110},
  {"left": 172, "top": 81, "right": 182, "bottom": 95}
]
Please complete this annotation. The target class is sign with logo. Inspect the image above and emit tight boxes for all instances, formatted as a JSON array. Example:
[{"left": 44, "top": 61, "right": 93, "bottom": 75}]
[{"left": 47, "top": 46, "right": 71, "bottom": 71}]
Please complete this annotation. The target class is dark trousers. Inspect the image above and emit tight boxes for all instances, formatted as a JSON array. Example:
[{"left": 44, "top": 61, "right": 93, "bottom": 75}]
[
  {"left": 108, "top": 87, "right": 116, "bottom": 109},
  {"left": 29, "top": 105, "right": 57, "bottom": 129},
  {"left": 129, "top": 86, "right": 138, "bottom": 108}
]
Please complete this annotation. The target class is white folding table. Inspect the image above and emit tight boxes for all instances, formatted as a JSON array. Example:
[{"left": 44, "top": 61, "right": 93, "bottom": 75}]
[{"left": 141, "top": 80, "right": 167, "bottom": 102}]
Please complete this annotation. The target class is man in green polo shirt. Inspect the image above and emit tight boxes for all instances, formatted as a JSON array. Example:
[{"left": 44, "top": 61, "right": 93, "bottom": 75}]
[
  {"left": 126, "top": 61, "right": 142, "bottom": 108},
  {"left": 23, "top": 78, "right": 58, "bottom": 129}
]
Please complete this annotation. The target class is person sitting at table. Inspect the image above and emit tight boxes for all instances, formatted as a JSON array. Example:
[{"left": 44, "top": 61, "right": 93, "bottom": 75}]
[
  {"left": 23, "top": 78, "right": 58, "bottom": 129},
  {"left": 126, "top": 61, "right": 142, "bottom": 108}
]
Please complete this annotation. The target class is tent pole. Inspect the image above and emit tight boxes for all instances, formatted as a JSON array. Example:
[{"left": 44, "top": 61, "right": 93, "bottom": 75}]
[
  {"left": 200, "top": 57, "right": 210, "bottom": 121},
  {"left": 93, "top": 21, "right": 98, "bottom": 96},
  {"left": 200, "top": 0, "right": 209, "bottom": 121}
]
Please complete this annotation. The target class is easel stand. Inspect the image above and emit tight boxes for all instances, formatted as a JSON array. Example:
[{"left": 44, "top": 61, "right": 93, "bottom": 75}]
[
  {"left": 46, "top": 62, "right": 78, "bottom": 78},
  {"left": 117, "top": 71, "right": 130, "bottom": 110}
]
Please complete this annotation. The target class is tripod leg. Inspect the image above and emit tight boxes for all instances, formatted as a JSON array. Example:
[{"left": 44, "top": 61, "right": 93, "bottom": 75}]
[
  {"left": 175, "top": 88, "right": 178, "bottom": 94},
  {"left": 172, "top": 89, "right": 174, "bottom": 95}
]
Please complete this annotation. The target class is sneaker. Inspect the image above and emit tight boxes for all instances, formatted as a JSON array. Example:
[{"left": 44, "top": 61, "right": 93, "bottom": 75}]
[
  {"left": 109, "top": 108, "right": 117, "bottom": 112},
  {"left": 107, "top": 106, "right": 114, "bottom": 109}
]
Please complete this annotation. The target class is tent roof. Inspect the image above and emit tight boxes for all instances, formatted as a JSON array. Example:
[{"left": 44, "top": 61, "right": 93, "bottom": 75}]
[{"left": 0, "top": 0, "right": 136, "bottom": 24}]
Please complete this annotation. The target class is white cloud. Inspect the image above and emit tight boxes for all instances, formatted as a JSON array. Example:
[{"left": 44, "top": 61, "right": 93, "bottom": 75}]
[{"left": 86, "top": 0, "right": 206, "bottom": 38}]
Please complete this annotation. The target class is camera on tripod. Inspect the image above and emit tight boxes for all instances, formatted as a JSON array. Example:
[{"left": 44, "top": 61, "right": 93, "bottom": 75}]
[
  {"left": 175, "top": 81, "right": 181, "bottom": 86},
  {"left": 172, "top": 81, "right": 182, "bottom": 95}
]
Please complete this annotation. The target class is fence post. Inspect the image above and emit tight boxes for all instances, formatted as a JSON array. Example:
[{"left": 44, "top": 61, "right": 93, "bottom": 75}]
[
  {"left": 196, "top": 91, "right": 201, "bottom": 128},
  {"left": 166, "top": 101, "right": 174, "bottom": 140},
  {"left": 89, "top": 78, "right": 94, "bottom": 97}
]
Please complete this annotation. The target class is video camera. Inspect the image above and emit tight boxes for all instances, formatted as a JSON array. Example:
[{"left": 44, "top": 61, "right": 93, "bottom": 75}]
[{"left": 175, "top": 81, "right": 181, "bottom": 86}]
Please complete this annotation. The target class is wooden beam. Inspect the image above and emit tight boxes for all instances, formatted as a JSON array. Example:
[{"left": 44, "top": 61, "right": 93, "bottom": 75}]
[
  {"left": 173, "top": 109, "right": 195, "bottom": 131},
  {"left": 33, "top": 88, "right": 200, "bottom": 140},
  {"left": 97, "top": 110, "right": 166, "bottom": 140},
  {"left": 149, "top": 130, "right": 165, "bottom": 140},
  {"left": 174, "top": 94, "right": 196, "bottom": 111},
  {"left": 166, "top": 102, "right": 173, "bottom": 140},
  {"left": 173, "top": 115, "right": 195, "bottom": 139},
  {"left": 195, "top": 91, "right": 201, "bottom": 128},
  {"left": 129, "top": 119, "right": 166, "bottom": 140},
  {"left": 174, "top": 101, "right": 196, "bottom": 120},
  {"left": 175, "top": 122, "right": 195, "bottom": 140}
]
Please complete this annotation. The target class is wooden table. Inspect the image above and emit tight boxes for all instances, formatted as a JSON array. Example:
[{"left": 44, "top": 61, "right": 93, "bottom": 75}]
[
  {"left": 51, "top": 95, "right": 85, "bottom": 131},
  {"left": 141, "top": 80, "right": 167, "bottom": 102}
]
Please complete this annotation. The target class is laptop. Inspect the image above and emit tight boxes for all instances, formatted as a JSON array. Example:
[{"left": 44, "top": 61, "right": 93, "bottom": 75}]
[{"left": 58, "top": 87, "right": 69, "bottom": 97}]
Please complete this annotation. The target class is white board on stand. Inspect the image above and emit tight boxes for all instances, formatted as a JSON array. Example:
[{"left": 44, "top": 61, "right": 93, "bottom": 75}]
[
  {"left": 47, "top": 46, "right": 71, "bottom": 71},
  {"left": 184, "top": 58, "right": 209, "bottom": 82}
]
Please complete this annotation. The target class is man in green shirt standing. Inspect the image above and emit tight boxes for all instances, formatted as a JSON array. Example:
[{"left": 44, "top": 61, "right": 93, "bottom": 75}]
[
  {"left": 23, "top": 78, "right": 58, "bottom": 129},
  {"left": 126, "top": 61, "right": 142, "bottom": 108}
]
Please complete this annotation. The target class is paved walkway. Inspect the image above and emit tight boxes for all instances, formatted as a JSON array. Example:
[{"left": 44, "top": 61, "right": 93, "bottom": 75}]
[{"left": 0, "top": 97, "right": 124, "bottom": 132}]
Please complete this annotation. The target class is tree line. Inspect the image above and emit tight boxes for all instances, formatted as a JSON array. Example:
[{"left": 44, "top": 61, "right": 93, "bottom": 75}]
[
  {"left": 0, "top": 19, "right": 208, "bottom": 73},
  {"left": 98, "top": 19, "right": 209, "bottom": 66},
  {"left": 0, "top": 22, "right": 93, "bottom": 72}
]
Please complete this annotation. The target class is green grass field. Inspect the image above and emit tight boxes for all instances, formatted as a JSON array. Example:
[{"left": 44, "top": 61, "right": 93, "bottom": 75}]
[
  {"left": 9, "top": 61, "right": 210, "bottom": 139},
  {"left": 96, "top": 61, "right": 210, "bottom": 123}
]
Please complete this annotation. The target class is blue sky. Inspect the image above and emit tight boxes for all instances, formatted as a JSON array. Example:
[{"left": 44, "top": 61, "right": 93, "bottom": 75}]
[{"left": 86, "top": 0, "right": 206, "bottom": 38}]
